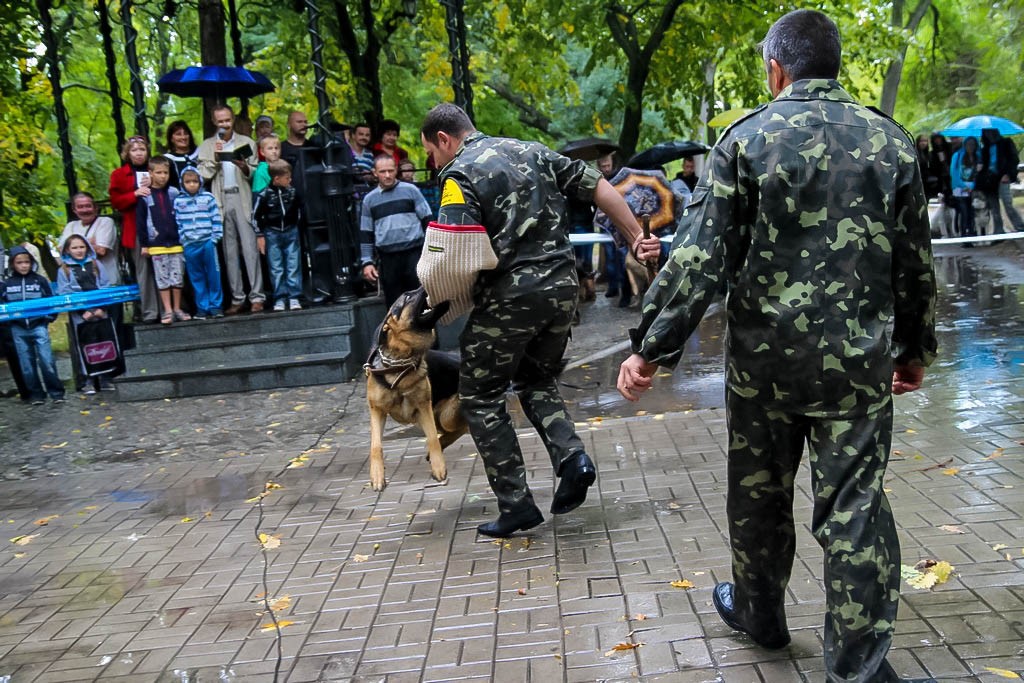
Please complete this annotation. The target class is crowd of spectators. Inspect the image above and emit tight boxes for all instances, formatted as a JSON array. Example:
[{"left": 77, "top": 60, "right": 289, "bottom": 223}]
[{"left": 916, "top": 130, "right": 1023, "bottom": 241}]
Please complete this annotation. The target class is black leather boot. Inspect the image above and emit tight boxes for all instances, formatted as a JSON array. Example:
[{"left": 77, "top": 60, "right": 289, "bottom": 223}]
[
  {"left": 477, "top": 503, "right": 544, "bottom": 538},
  {"left": 550, "top": 452, "right": 597, "bottom": 514},
  {"left": 712, "top": 582, "right": 790, "bottom": 649}
]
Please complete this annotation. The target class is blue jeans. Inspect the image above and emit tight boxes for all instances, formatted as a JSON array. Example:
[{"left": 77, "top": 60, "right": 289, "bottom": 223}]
[
  {"left": 184, "top": 240, "right": 223, "bottom": 315},
  {"left": 570, "top": 225, "right": 594, "bottom": 273},
  {"left": 602, "top": 241, "right": 626, "bottom": 293},
  {"left": 10, "top": 324, "right": 64, "bottom": 400},
  {"left": 265, "top": 227, "right": 303, "bottom": 300}
]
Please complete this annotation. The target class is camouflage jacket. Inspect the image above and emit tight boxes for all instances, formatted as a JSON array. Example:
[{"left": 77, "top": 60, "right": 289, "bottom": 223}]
[
  {"left": 436, "top": 131, "right": 602, "bottom": 297},
  {"left": 631, "top": 79, "right": 937, "bottom": 417}
]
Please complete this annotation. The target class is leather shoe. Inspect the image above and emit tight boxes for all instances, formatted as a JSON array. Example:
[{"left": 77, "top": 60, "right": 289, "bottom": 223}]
[
  {"left": 250, "top": 301, "right": 264, "bottom": 313},
  {"left": 224, "top": 303, "right": 244, "bottom": 316},
  {"left": 477, "top": 504, "right": 544, "bottom": 538},
  {"left": 550, "top": 452, "right": 596, "bottom": 514},
  {"left": 712, "top": 582, "right": 790, "bottom": 649}
]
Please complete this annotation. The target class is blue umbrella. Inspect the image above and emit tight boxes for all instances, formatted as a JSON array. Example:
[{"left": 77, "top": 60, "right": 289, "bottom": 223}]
[
  {"left": 157, "top": 66, "right": 275, "bottom": 100},
  {"left": 939, "top": 115, "right": 1024, "bottom": 139}
]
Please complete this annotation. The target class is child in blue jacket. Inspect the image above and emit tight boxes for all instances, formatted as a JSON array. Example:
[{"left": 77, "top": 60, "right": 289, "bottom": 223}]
[
  {"left": 173, "top": 166, "right": 224, "bottom": 319},
  {"left": 1, "top": 246, "right": 65, "bottom": 403}
]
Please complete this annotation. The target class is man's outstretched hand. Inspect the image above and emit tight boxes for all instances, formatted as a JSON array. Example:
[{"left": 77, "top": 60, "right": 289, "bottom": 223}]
[
  {"left": 617, "top": 353, "right": 658, "bottom": 401},
  {"left": 892, "top": 363, "right": 925, "bottom": 395}
]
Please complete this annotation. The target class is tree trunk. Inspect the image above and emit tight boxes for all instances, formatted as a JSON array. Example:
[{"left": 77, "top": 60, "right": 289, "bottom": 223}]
[
  {"left": 96, "top": 0, "right": 127, "bottom": 154},
  {"left": 226, "top": 0, "right": 248, "bottom": 118},
  {"left": 330, "top": 0, "right": 414, "bottom": 123},
  {"left": 198, "top": 0, "right": 228, "bottom": 137},
  {"left": 605, "top": 0, "right": 685, "bottom": 160},
  {"left": 618, "top": 62, "right": 649, "bottom": 159},
  {"left": 35, "top": 0, "right": 77, "bottom": 197},
  {"left": 151, "top": 20, "right": 173, "bottom": 141},
  {"left": 119, "top": 0, "right": 149, "bottom": 140},
  {"left": 699, "top": 55, "right": 718, "bottom": 148},
  {"left": 879, "top": 0, "right": 933, "bottom": 116}
]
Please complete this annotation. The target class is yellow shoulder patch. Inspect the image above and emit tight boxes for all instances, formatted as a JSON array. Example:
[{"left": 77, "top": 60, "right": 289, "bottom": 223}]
[{"left": 440, "top": 178, "right": 466, "bottom": 206}]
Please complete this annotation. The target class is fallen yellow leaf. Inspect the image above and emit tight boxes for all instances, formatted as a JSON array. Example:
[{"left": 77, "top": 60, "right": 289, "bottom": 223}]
[
  {"left": 33, "top": 515, "right": 59, "bottom": 526},
  {"left": 633, "top": 614, "right": 648, "bottom": 621},
  {"left": 670, "top": 579, "right": 695, "bottom": 589},
  {"left": 10, "top": 534, "right": 38, "bottom": 545},
  {"left": 180, "top": 517, "right": 194, "bottom": 523},
  {"left": 604, "top": 642, "right": 643, "bottom": 656},
  {"left": 983, "top": 448, "right": 1005, "bottom": 460},
  {"left": 983, "top": 667, "right": 1021, "bottom": 680},
  {"left": 938, "top": 525, "right": 965, "bottom": 534},
  {"left": 993, "top": 543, "right": 1008, "bottom": 551},
  {"left": 902, "top": 560, "right": 955, "bottom": 589},
  {"left": 941, "top": 467, "right": 960, "bottom": 476},
  {"left": 266, "top": 595, "right": 291, "bottom": 612},
  {"left": 353, "top": 554, "right": 369, "bottom": 562},
  {"left": 258, "top": 533, "right": 281, "bottom": 550},
  {"left": 259, "top": 620, "right": 295, "bottom": 632}
]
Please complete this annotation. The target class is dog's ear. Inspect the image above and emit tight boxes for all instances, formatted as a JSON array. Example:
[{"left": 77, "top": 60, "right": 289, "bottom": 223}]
[{"left": 416, "top": 299, "right": 451, "bottom": 329}]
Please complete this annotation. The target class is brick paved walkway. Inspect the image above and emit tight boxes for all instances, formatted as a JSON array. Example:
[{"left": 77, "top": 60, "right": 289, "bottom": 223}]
[{"left": 1, "top": 392, "right": 1021, "bottom": 681}]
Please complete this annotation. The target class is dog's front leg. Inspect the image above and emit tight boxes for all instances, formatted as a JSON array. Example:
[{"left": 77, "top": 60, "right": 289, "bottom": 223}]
[
  {"left": 416, "top": 407, "right": 447, "bottom": 483},
  {"left": 368, "top": 404, "right": 388, "bottom": 491}
]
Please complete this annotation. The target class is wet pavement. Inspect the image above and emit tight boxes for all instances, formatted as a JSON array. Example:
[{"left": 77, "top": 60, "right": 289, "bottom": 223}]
[{"left": 0, "top": 243, "right": 1021, "bottom": 681}]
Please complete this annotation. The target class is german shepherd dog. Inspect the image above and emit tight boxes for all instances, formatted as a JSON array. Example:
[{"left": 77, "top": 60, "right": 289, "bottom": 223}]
[{"left": 364, "top": 288, "right": 468, "bottom": 491}]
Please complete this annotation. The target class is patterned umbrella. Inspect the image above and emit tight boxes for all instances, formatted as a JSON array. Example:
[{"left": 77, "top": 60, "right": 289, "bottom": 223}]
[{"left": 594, "top": 167, "right": 679, "bottom": 236}]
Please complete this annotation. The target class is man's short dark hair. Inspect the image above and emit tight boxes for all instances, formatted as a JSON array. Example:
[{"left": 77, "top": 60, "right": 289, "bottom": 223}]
[
  {"left": 148, "top": 155, "right": 171, "bottom": 170},
  {"left": 354, "top": 122, "right": 371, "bottom": 132},
  {"left": 760, "top": 9, "right": 841, "bottom": 81},
  {"left": 268, "top": 159, "right": 292, "bottom": 178},
  {"left": 420, "top": 104, "right": 475, "bottom": 144}
]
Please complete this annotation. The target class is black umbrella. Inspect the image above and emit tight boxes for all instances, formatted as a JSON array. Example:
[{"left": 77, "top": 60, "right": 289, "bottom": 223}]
[
  {"left": 157, "top": 66, "right": 276, "bottom": 100},
  {"left": 558, "top": 137, "right": 620, "bottom": 162},
  {"left": 627, "top": 140, "right": 711, "bottom": 169}
]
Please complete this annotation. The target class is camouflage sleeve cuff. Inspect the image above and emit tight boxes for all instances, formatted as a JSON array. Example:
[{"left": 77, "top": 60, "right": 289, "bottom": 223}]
[
  {"left": 629, "top": 327, "right": 643, "bottom": 355},
  {"left": 576, "top": 166, "right": 602, "bottom": 202}
]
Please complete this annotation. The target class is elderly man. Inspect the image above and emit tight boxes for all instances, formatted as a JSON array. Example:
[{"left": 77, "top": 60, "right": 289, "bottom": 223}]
[
  {"left": 617, "top": 9, "right": 937, "bottom": 683},
  {"left": 198, "top": 105, "right": 264, "bottom": 314}
]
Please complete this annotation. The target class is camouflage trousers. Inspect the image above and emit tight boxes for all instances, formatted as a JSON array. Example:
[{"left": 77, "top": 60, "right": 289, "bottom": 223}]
[
  {"left": 726, "top": 391, "right": 902, "bottom": 682},
  {"left": 459, "top": 286, "right": 585, "bottom": 513}
]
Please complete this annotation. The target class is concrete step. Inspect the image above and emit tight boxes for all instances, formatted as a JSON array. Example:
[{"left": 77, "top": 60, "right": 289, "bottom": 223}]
[
  {"left": 131, "top": 306, "right": 354, "bottom": 348},
  {"left": 113, "top": 351, "right": 352, "bottom": 401},
  {"left": 123, "top": 327, "right": 352, "bottom": 374}
]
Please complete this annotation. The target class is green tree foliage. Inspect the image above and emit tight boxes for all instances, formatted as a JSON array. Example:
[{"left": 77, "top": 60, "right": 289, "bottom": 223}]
[{"left": 1, "top": 0, "right": 1021, "bottom": 251}]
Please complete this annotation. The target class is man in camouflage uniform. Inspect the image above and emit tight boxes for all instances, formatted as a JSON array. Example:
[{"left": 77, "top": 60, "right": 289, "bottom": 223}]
[
  {"left": 617, "top": 10, "right": 937, "bottom": 683},
  {"left": 420, "top": 104, "right": 660, "bottom": 538}
]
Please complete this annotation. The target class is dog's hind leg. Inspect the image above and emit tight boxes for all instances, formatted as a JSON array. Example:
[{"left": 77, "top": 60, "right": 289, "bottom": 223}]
[
  {"left": 417, "top": 406, "right": 448, "bottom": 483},
  {"left": 369, "top": 405, "right": 388, "bottom": 491},
  {"left": 435, "top": 397, "right": 468, "bottom": 450}
]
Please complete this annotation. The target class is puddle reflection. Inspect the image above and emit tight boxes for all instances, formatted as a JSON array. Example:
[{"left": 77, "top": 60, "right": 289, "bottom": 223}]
[{"left": 561, "top": 246, "right": 1023, "bottom": 421}]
